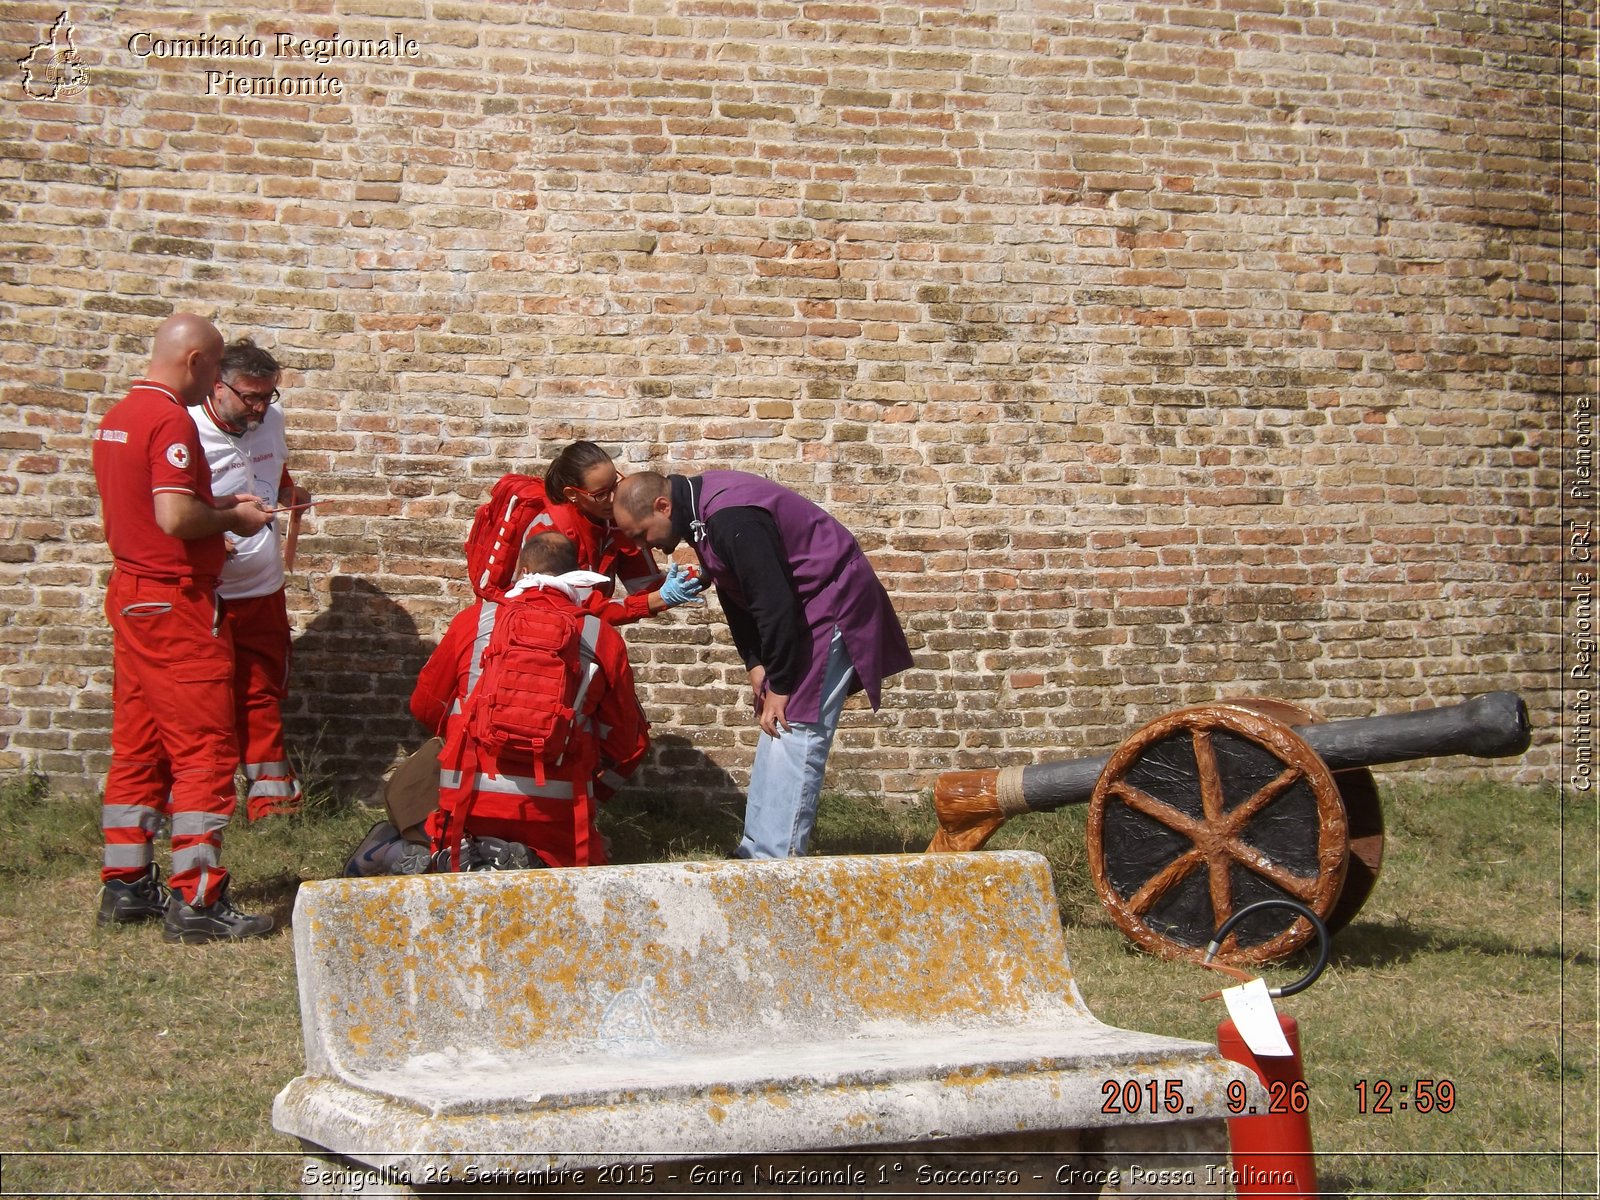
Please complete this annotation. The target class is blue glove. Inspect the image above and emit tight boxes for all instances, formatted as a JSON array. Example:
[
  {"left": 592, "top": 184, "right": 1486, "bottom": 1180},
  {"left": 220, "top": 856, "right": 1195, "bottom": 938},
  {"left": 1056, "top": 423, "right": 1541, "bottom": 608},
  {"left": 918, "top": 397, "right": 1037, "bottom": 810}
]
[{"left": 659, "top": 562, "right": 707, "bottom": 607}]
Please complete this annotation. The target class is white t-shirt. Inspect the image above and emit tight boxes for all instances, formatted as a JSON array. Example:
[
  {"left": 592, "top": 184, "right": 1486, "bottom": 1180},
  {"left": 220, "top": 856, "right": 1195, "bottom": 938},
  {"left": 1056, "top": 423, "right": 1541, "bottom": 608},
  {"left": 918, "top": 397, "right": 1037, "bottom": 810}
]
[{"left": 187, "top": 400, "right": 289, "bottom": 600}]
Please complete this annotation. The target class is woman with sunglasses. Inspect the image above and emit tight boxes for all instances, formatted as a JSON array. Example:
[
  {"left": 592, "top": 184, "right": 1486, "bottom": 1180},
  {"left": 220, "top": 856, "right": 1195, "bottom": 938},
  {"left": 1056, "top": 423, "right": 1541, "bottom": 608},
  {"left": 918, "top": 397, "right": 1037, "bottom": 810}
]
[{"left": 528, "top": 441, "right": 704, "bottom": 624}]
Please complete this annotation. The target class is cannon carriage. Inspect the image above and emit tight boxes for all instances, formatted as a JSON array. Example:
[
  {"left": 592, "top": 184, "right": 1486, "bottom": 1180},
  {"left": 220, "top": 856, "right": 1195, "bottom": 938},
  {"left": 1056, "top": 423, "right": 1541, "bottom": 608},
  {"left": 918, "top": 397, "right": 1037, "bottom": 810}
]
[{"left": 927, "top": 692, "right": 1532, "bottom": 965}]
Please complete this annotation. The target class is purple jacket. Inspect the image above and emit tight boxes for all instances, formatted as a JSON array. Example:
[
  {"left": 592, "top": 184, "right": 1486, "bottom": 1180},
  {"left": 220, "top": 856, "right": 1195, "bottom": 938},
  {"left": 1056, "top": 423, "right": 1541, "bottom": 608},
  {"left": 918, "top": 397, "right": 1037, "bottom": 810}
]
[{"left": 688, "top": 471, "right": 912, "bottom": 724}]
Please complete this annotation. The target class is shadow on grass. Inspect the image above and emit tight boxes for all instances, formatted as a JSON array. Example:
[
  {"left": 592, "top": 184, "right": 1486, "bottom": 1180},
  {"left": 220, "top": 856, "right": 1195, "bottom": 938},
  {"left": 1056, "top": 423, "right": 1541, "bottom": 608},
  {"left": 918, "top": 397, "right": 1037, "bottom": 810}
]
[
  {"left": 603, "top": 733, "right": 746, "bottom": 861},
  {"left": 811, "top": 806, "right": 936, "bottom": 856},
  {"left": 1333, "top": 919, "right": 1597, "bottom": 968},
  {"left": 605, "top": 790, "right": 746, "bottom": 863},
  {"left": 233, "top": 871, "right": 307, "bottom": 935},
  {"left": 595, "top": 735, "right": 936, "bottom": 864}
]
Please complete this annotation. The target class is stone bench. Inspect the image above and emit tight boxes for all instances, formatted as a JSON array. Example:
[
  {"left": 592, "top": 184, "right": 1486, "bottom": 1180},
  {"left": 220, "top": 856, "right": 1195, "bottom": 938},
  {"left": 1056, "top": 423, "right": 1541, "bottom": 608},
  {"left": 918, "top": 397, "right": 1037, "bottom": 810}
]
[{"left": 274, "top": 851, "right": 1258, "bottom": 1195}]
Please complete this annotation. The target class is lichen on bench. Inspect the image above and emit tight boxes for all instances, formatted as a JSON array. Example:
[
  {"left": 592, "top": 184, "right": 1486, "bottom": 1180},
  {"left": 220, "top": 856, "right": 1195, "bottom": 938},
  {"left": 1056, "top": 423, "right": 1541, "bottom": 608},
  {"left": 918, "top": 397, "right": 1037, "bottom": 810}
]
[{"left": 275, "top": 851, "right": 1255, "bottom": 1189}]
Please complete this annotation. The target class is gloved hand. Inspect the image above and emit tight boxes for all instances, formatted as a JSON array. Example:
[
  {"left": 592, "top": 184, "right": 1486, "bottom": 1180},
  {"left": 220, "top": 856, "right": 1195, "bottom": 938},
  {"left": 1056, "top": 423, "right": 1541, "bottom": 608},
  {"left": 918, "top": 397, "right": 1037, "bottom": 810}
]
[{"left": 659, "top": 561, "right": 707, "bottom": 607}]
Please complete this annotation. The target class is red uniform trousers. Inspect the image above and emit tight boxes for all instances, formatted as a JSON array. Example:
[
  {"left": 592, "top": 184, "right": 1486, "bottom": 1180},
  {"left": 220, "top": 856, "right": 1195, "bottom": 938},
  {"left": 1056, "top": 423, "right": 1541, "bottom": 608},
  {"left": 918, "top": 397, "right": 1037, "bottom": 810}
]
[
  {"left": 102, "top": 570, "right": 238, "bottom": 906},
  {"left": 426, "top": 740, "right": 606, "bottom": 869},
  {"left": 222, "top": 589, "right": 302, "bottom": 819}
]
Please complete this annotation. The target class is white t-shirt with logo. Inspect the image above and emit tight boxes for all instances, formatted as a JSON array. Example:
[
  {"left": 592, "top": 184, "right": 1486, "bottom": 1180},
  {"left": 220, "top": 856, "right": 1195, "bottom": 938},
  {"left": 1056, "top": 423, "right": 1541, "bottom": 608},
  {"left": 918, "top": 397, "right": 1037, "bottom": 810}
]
[{"left": 187, "top": 402, "right": 289, "bottom": 600}]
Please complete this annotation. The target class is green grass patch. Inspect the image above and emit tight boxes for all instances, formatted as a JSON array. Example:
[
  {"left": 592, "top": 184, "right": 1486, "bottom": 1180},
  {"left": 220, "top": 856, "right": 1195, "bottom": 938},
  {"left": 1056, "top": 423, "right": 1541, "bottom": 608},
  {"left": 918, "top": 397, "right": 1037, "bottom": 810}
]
[{"left": 0, "top": 773, "right": 1592, "bottom": 1196}]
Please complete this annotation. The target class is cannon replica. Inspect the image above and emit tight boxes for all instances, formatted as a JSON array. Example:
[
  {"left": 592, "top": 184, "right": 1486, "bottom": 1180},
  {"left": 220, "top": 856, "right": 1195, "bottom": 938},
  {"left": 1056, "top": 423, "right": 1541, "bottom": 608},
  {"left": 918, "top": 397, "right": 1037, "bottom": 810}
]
[{"left": 928, "top": 692, "right": 1532, "bottom": 965}]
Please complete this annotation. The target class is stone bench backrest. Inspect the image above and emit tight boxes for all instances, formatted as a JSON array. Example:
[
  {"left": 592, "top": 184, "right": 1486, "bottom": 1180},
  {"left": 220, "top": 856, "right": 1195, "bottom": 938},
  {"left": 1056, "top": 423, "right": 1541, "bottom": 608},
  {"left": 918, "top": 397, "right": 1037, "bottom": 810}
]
[{"left": 293, "top": 851, "right": 1099, "bottom": 1079}]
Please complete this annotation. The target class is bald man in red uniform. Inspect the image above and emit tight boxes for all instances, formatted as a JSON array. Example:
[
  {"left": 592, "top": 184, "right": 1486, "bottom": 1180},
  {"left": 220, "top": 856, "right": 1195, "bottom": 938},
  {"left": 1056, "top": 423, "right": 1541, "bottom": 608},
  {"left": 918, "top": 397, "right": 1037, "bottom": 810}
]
[{"left": 92, "top": 313, "right": 278, "bottom": 943}]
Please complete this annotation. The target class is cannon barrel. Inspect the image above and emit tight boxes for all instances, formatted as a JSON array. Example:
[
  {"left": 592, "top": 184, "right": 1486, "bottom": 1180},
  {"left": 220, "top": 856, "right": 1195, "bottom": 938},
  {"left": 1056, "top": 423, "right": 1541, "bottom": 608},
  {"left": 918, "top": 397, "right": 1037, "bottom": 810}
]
[{"left": 1008, "top": 691, "right": 1529, "bottom": 815}]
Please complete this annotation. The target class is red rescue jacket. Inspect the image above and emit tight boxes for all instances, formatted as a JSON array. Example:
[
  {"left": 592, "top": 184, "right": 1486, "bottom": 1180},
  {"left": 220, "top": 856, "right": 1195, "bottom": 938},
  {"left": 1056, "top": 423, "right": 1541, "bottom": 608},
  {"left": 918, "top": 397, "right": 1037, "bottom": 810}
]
[
  {"left": 411, "top": 589, "right": 649, "bottom": 867},
  {"left": 465, "top": 474, "right": 663, "bottom": 624}
]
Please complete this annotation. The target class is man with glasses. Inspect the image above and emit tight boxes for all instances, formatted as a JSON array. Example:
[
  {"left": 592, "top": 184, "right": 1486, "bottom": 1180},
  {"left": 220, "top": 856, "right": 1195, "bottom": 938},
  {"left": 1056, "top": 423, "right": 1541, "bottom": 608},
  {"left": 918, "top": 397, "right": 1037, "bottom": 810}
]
[{"left": 189, "top": 337, "right": 309, "bottom": 821}]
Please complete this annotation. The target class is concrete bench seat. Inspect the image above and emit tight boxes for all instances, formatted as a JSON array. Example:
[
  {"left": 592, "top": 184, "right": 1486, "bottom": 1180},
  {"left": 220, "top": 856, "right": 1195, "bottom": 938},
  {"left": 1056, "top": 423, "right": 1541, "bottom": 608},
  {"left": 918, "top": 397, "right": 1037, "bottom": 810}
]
[
  {"left": 275, "top": 851, "right": 1258, "bottom": 1194},
  {"left": 344, "top": 1022, "right": 1217, "bottom": 1118}
]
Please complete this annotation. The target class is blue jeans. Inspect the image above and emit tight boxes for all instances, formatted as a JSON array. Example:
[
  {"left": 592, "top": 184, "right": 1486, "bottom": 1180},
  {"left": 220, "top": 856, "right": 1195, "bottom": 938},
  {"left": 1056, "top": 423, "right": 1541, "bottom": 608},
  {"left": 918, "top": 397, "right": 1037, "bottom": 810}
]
[{"left": 736, "top": 628, "right": 856, "bottom": 859}]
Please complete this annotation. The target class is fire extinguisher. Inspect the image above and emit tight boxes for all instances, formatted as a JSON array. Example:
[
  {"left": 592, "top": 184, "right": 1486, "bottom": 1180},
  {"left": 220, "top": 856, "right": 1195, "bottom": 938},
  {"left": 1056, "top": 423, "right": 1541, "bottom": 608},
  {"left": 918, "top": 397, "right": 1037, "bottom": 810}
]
[{"left": 1204, "top": 898, "right": 1331, "bottom": 1200}]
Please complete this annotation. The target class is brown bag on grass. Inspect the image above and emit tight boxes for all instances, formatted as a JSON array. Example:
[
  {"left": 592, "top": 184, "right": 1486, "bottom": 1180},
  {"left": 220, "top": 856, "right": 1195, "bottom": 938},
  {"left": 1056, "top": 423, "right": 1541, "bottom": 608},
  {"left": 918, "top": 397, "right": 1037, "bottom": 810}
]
[{"left": 384, "top": 737, "right": 442, "bottom": 845}]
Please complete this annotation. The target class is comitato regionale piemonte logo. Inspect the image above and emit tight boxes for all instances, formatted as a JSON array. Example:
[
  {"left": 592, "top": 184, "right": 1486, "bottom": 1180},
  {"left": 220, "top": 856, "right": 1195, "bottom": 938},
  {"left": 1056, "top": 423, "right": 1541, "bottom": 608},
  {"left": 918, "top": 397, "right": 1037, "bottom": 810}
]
[{"left": 18, "top": 11, "right": 88, "bottom": 100}]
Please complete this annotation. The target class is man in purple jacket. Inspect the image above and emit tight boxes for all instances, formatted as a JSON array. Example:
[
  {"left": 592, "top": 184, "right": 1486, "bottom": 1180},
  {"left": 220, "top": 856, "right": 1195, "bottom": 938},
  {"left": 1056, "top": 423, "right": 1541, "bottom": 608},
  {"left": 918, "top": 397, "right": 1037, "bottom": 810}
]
[{"left": 615, "top": 471, "right": 913, "bottom": 858}]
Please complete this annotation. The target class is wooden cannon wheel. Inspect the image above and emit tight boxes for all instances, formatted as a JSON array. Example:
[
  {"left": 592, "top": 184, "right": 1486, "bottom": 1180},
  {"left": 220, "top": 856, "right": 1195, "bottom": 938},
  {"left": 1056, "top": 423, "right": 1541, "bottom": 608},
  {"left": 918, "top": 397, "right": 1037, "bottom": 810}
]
[{"left": 1086, "top": 700, "right": 1357, "bottom": 966}]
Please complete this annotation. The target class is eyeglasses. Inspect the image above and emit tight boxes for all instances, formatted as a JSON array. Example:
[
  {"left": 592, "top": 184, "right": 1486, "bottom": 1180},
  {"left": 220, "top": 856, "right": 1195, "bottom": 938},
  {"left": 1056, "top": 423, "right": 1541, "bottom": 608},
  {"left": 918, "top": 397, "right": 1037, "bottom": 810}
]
[
  {"left": 570, "top": 473, "right": 623, "bottom": 501},
  {"left": 219, "top": 379, "right": 280, "bottom": 408}
]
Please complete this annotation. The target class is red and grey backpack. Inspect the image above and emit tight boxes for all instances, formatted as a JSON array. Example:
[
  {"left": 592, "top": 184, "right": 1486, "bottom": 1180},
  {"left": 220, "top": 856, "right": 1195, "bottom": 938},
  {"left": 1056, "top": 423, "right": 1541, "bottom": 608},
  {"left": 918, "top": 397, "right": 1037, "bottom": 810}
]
[
  {"left": 436, "top": 594, "right": 604, "bottom": 871},
  {"left": 465, "top": 598, "right": 602, "bottom": 786},
  {"left": 464, "top": 474, "right": 549, "bottom": 602}
]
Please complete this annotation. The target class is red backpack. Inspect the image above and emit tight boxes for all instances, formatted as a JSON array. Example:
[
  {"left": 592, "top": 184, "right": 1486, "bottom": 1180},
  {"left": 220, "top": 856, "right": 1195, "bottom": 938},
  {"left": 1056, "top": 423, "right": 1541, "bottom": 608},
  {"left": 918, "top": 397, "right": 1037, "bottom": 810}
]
[
  {"left": 464, "top": 474, "right": 549, "bottom": 602},
  {"left": 464, "top": 598, "right": 601, "bottom": 786}
]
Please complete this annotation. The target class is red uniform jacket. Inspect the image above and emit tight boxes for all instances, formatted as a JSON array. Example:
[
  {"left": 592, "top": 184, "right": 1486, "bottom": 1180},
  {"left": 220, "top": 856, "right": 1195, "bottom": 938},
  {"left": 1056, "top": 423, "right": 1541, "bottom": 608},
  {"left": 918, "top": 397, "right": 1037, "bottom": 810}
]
[
  {"left": 472, "top": 475, "right": 661, "bottom": 623},
  {"left": 411, "top": 590, "right": 649, "bottom": 866}
]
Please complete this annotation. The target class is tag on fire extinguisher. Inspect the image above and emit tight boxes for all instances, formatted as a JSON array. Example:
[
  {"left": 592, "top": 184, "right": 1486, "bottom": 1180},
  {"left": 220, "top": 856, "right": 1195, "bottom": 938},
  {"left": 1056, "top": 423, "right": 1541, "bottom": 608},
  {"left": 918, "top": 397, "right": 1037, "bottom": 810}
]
[{"left": 1221, "top": 978, "right": 1295, "bottom": 1057}]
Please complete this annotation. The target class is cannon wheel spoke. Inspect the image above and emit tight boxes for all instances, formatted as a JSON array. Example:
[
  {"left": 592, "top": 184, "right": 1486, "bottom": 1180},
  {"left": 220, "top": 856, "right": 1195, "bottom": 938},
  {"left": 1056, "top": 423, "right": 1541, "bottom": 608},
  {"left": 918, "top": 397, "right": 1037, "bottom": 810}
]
[
  {"left": 1125, "top": 847, "right": 1206, "bottom": 915},
  {"left": 1220, "top": 839, "right": 1323, "bottom": 903},
  {"left": 1220, "top": 764, "right": 1305, "bottom": 837},
  {"left": 1190, "top": 730, "right": 1236, "bottom": 921},
  {"left": 1193, "top": 730, "right": 1227, "bottom": 823},
  {"left": 1106, "top": 779, "right": 1203, "bottom": 839}
]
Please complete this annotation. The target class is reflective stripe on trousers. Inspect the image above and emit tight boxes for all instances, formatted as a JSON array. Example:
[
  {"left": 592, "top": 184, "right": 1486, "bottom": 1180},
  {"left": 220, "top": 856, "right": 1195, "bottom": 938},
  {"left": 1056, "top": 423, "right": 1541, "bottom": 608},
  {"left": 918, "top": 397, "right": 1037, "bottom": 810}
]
[
  {"left": 102, "top": 802, "right": 166, "bottom": 871},
  {"left": 243, "top": 758, "right": 302, "bottom": 801},
  {"left": 103, "top": 571, "right": 239, "bottom": 904}
]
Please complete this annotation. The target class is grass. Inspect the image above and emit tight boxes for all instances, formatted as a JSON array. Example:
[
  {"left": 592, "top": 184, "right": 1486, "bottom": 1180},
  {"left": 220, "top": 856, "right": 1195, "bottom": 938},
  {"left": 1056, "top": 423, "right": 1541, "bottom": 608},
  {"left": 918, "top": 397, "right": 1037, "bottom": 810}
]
[{"left": 0, "top": 769, "right": 1593, "bottom": 1197}]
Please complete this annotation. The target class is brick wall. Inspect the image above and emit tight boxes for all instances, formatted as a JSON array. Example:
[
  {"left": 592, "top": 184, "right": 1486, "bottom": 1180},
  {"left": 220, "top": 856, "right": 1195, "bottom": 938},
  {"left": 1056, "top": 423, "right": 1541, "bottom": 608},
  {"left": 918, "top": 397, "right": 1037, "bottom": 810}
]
[{"left": 1, "top": 0, "right": 1592, "bottom": 806}]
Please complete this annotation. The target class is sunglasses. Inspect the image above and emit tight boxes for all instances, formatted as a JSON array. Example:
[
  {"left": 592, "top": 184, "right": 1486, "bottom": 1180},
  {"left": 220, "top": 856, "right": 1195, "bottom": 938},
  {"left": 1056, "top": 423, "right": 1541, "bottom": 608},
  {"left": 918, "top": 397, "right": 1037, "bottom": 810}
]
[{"left": 219, "top": 379, "right": 280, "bottom": 408}]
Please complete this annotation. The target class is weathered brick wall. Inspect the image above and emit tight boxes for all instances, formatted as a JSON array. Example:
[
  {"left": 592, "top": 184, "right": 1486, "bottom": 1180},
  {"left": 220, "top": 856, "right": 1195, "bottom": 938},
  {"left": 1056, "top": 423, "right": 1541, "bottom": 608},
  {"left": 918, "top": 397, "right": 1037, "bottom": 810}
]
[{"left": 1, "top": 0, "right": 1592, "bottom": 806}]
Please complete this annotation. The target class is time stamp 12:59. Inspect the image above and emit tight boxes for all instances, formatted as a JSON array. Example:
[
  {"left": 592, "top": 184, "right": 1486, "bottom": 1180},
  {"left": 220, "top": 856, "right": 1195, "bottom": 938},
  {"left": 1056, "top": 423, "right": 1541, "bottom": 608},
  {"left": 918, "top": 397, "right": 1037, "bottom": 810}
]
[
  {"left": 1100, "top": 1078, "right": 1457, "bottom": 1116},
  {"left": 1352, "top": 1079, "right": 1457, "bottom": 1114}
]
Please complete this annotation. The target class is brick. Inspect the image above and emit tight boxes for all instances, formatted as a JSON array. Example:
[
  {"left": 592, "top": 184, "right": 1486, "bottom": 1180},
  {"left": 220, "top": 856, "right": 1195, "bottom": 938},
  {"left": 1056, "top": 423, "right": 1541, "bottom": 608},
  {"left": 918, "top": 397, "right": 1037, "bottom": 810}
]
[{"left": 0, "top": 0, "right": 1576, "bottom": 803}]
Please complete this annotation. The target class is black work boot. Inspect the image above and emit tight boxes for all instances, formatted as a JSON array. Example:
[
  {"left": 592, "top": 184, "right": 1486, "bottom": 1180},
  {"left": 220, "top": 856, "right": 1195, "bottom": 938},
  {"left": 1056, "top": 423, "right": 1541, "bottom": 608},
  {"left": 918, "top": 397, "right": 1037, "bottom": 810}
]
[
  {"left": 470, "top": 837, "right": 533, "bottom": 871},
  {"left": 162, "top": 884, "right": 274, "bottom": 944},
  {"left": 97, "top": 866, "right": 170, "bottom": 926},
  {"left": 426, "top": 836, "right": 540, "bottom": 872}
]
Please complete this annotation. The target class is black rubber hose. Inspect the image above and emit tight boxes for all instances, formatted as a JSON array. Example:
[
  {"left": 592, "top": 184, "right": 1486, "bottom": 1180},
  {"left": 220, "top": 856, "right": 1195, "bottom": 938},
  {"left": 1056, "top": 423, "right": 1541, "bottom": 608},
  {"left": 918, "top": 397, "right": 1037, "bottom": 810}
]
[{"left": 1203, "top": 898, "right": 1331, "bottom": 998}]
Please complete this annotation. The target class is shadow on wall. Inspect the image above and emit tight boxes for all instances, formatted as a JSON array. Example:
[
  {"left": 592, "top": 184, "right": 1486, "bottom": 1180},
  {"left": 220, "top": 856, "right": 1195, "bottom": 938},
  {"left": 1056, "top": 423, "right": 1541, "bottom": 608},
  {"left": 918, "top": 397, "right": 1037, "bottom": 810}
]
[
  {"left": 285, "top": 576, "right": 431, "bottom": 800},
  {"left": 640, "top": 732, "right": 745, "bottom": 805}
]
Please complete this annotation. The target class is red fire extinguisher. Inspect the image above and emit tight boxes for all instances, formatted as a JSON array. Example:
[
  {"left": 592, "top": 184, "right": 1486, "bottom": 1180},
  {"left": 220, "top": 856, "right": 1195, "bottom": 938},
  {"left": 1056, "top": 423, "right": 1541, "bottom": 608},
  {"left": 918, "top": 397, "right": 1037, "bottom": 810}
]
[{"left": 1202, "top": 899, "right": 1330, "bottom": 1199}]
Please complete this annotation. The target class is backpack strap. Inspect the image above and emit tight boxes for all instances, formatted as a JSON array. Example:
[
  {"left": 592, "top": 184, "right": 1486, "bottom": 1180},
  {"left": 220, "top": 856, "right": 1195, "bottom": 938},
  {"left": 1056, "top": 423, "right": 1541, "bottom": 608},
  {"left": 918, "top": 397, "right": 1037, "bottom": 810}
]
[
  {"left": 569, "top": 614, "right": 604, "bottom": 720},
  {"left": 466, "top": 600, "right": 498, "bottom": 697},
  {"left": 441, "top": 601, "right": 499, "bottom": 872},
  {"left": 567, "top": 615, "right": 602, "bottom": 866},
  {"left": 443, "top": 600, "right": 498, "bottom": 763},
  {"left": 532, "top": 611, "right": 598, "bottom": 786}
]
